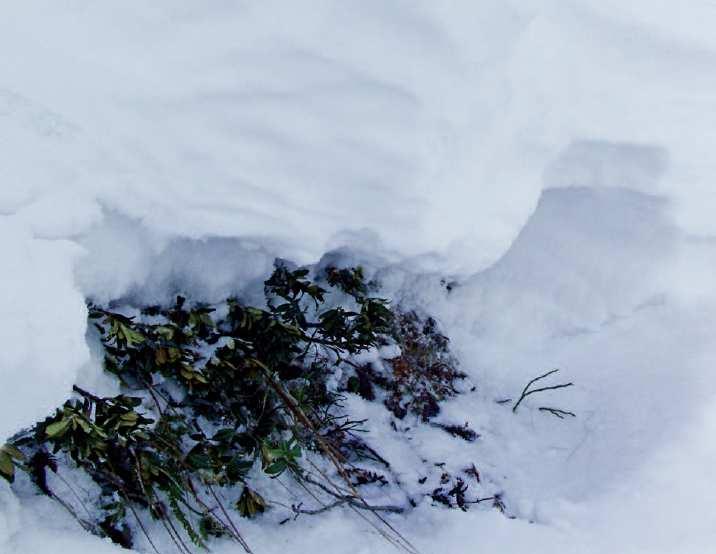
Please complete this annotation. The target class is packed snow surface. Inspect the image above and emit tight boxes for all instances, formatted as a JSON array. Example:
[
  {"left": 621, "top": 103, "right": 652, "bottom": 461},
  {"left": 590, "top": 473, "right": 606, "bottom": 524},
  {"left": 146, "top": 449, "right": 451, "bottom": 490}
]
[{"left": 2, "top": 1, "right": 716, "bottom": 553}]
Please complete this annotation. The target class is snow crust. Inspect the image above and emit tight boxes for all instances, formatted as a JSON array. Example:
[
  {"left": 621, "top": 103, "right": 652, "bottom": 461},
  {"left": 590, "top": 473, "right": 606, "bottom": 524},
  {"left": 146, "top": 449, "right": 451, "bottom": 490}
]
[{"left": 2, "top": 1, "right": 716, "bottom": 553}]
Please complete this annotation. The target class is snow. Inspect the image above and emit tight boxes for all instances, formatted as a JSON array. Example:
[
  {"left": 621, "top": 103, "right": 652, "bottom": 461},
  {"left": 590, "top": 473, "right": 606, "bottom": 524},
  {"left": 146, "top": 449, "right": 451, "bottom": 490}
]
[
  {"left": 3, "top": 1, "right": 716, "bottom": 553},
  {"left": 0, "top": 219, "right": 88, "bottom": 440}
]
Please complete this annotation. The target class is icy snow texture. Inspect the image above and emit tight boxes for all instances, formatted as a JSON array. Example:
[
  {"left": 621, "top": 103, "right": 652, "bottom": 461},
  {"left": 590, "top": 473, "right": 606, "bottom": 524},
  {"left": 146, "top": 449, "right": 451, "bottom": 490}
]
[{"left": 2, "top": 1, "right": 716, "bottom": 553}]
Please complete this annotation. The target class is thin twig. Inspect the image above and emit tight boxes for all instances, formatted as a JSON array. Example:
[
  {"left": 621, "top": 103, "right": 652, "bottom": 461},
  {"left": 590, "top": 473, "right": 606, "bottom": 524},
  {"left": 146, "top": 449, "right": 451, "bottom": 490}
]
[
  {"left": 539, "top": 407, "right": 576, "bottom": 419},
  {"left": 253, "top": 360, "right": 356, "bottom": 492},
  {"left": 140, "top": 378, "right": 166, "bottom": 417},
  {"left": 72, "top": 385, "right": 103, "bottom": 403},
  {"left": 48, "top": 491, "right": 100, "bottom": 535},
  {"left": 130, "top": 450, "right": 191, "bottom": 554},
  {"left": 294, "top": 498, "right": 404, "bottom": 516},
  {"left": 168, "top": 508, "right": 199, "bottom": 554},
  {"left": 301, "top": 475, "right": 402, "bottom": 513},
  {"left": 53, "top": 470, "right": 94, "bottom": 521},
  {"left": 464, "top": 495, "right": 497, "bottom": 505},
  {"left": 208, "top": 484, "right": 253, "bottom": 553},
  {"left": 302, "top": 473, "right": 416, "bottom": 553},
  {"left": 512, "top": 370, "right": 573, "bottom": 413},
  {"left": 160, "top": 503, "right": 195, "bottom": 554},
  {"left": 123, "top": 493, "right": 162, "bottom": 554}
]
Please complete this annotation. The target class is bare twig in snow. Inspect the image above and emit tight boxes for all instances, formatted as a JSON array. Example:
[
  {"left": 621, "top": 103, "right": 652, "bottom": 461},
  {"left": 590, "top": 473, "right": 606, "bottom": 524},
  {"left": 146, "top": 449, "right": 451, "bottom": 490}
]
[
  {"left": 538, "top": 407, "right": 576, "bottom": 419},
  {"left": 512, "top": 369, "right": 573, "bottom": 413}
]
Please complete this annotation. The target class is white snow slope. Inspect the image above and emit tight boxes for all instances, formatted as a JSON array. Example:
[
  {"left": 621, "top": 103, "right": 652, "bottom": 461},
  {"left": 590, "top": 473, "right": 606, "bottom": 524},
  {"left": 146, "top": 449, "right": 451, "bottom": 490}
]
[{"left": 2, "top": 1, "right": 716, "bottom": 553}]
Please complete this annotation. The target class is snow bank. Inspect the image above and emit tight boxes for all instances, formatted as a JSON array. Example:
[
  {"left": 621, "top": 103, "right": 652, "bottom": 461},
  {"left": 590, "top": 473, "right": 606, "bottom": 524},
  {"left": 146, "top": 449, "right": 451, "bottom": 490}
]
[
  {"left": 3, "top": 1, "right": 716, "bottom": 553},
  {"left": 0, "top": 220, "right": 87, "bottom": 440}
]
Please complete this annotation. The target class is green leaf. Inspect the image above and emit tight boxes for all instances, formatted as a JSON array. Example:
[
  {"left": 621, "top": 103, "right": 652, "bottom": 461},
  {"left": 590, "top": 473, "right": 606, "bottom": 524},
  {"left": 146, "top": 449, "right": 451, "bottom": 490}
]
[
  {"left": 185, "top": 447, "right": 213, "bottom": 470},
  {"left": 236, "top": 487, "right": 267, "bottom": 518},
  {"left": 45, "top": 418, "right": 71, "bottom": 438},
  {"left": 125, "top": 396, "right": 143, "bottom": 408},
  {"left": 75, "top": 416, "right": 93, "bottom": 434},
  {"left": 263, "top": 460, "right": 287, "bottom": 476},
  {"left": 120, "top": 323, "right": 145, "bottom": 347},
  {"left": 156, "top": 325, "right": 175, "bottom": 341},
  {"left": 1, "top": 444, "right": 25, "bottom": 461},
  {"left": 226, "top": 457, "right": 253, "bottom": 482},
  {"left": 199, "top": 514, "right": 226, "bottom": 540},
  {"left": 212, "top": 428, "right": 235, "bottom": 443},
  {"left": 118, "top": 411, "right": 139, "bottom": 427},
  {"left": 0, "top": 452, "right": 15, "bottom": 483}
]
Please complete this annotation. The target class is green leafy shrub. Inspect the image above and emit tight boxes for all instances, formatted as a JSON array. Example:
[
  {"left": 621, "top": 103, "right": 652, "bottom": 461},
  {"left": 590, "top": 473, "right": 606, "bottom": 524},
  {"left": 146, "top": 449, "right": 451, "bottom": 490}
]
[{"left": 6, "top": 263, "right": 486, "bottom": 553}]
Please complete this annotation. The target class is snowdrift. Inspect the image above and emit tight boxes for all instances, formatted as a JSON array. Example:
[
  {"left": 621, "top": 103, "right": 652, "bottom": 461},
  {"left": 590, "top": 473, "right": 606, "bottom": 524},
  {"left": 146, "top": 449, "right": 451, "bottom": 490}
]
[{"left": 2, "top": 1, "right": 716, "bottom": 553}]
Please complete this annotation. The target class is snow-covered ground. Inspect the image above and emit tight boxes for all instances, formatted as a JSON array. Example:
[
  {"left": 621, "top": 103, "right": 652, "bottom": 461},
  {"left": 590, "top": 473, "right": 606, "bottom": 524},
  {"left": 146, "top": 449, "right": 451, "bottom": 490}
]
[{"left": 2, "top": 2, "right": 716, "bottom": 553}]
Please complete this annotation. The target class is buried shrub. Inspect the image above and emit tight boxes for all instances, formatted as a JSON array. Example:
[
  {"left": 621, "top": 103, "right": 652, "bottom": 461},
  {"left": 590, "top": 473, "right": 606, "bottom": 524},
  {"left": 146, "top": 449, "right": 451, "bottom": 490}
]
[{"left": 4, "top": 263, "right": 496, "bottom": 553}]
